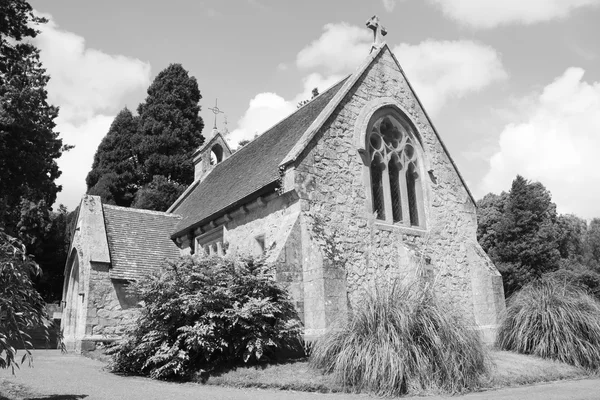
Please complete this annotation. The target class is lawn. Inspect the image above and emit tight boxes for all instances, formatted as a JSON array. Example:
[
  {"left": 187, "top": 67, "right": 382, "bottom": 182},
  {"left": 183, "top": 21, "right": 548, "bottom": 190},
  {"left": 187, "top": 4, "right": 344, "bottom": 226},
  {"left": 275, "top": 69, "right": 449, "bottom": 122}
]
[{"left": 203, "top": 350, "right": 590, "bottom": 394}]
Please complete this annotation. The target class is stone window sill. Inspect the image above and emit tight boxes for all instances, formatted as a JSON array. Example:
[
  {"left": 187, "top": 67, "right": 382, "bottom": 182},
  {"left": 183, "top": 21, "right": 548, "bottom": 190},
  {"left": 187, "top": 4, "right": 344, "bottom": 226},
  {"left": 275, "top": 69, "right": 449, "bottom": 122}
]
[{"left": 374, "top": 221, "right": 427, "bottom": 236}]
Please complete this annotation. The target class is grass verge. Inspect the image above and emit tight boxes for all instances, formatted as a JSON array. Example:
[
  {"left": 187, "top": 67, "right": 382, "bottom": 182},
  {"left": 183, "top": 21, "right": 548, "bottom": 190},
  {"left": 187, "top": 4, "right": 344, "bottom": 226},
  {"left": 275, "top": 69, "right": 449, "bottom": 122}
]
[{"left": 203, "top": 350, "right": 590, "bottom": 393}]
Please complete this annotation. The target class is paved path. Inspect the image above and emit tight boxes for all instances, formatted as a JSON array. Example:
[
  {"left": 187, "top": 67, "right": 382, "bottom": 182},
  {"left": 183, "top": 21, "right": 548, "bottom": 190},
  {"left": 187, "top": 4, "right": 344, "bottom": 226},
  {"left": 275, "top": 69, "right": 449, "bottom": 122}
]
[{"left": 1, "top": 350, "right": 599, "bottom": 400}]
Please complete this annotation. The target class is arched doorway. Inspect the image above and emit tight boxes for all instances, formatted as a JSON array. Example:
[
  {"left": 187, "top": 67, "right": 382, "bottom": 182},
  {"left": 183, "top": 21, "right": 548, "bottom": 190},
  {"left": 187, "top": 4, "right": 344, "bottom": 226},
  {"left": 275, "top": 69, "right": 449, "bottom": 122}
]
[{"left": 62, "top": 251, "right": 83, "bottom": 351}]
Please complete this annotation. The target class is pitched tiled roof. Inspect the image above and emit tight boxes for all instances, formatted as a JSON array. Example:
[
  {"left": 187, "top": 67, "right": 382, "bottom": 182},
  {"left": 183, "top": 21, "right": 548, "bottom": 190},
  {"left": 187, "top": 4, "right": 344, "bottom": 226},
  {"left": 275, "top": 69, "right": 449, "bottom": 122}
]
[
  {"left": 171, "top": 77, "right": 349, "bottom": 236},
  {"left": 103, "top": 204, "right": 182, "bottom": 280}
]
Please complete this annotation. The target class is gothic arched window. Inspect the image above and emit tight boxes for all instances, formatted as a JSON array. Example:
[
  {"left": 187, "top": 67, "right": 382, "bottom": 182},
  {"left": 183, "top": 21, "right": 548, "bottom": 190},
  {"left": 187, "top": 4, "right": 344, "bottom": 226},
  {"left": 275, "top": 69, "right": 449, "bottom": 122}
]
[{"left": 367, "top": 110, "right": 425, "bottom": 228}]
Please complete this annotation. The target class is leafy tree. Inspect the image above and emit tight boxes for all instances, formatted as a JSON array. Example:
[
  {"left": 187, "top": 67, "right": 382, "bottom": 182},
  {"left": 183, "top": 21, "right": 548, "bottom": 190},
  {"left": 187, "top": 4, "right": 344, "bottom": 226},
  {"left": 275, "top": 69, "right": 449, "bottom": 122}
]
[
  {"left": 14, "top": 201, "right": 70, "bottom": 302},
  {"left": 556, "top": 214, "right": 587, "bottom": 261},
  {"left": 108, "top": 255, "right": 303, "bottom": 380},
  {"left": 478, "top": 176, "right": 560, "bottom": 297},
  {"left": 86, "top": 108, "right": 139, "bottom": 207},
  {"left": 135, "top": 64, "right": 204, "bottom": 188},
  {"left": 87, "top": 65, "right": 205, "bottom": 211},
  {"left": 0, "top": 230, "right": 49, "bottom": 371},
  {"left": 131, "top": 175, "right": 185, "bottom": 212},
  {"left": 585, "top": 219, "right": 600, "bottom": 272},
  {"left": 476, "top": 192, "right": 508, "bottom": 255},
  {"left": 0, "top": 0, "right": 67, "bottom": 234}
]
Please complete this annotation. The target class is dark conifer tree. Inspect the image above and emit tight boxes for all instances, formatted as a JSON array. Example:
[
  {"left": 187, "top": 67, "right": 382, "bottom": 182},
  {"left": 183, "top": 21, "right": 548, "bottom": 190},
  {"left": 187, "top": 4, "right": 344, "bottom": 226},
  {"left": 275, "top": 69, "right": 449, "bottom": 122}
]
[
  {"left": 86, "top": 107, "right": 139, "bottom": 206},
  {"left": 477, "top": 176, "right": 560, "bottom": 296},
  {"left": 0, "top": 0, "right": 66, "bottom": 233},
  {"left": 135, "top": 64, "right": 204, "bottom": 187}
]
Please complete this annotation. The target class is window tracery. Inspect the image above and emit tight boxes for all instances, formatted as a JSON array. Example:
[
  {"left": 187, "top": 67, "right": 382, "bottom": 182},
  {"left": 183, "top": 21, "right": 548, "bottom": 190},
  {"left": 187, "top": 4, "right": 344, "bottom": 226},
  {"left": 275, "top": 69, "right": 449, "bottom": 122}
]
[{"left": 367, "top": 111, "right": 424, "bottom": 228}]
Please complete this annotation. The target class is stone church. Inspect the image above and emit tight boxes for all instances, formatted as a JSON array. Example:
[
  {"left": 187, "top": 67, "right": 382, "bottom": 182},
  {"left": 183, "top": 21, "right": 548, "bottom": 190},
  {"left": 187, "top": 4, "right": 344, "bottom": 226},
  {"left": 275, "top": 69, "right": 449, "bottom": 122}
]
[{"left": 62, "top": 17, "right": 505, "bottom": 352}]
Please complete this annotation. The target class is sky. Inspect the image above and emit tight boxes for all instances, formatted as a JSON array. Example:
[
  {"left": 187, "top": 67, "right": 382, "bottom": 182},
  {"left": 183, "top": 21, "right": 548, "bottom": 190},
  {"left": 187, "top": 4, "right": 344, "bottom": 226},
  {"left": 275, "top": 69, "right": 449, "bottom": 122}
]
[{"left": 29, "top": 0, "right": 600, "bottom": 219}]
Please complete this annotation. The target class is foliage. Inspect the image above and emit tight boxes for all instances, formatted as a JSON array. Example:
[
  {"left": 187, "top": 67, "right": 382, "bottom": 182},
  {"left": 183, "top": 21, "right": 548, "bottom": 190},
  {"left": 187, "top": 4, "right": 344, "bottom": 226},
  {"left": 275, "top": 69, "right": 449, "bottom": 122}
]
[
  {"left": 31, "top": 205, "right": 70, "bottom": 302},
  {"left": 87, "top": 64, "right": 204, "bottom": 211},
  {"left": 86, "top": 108, "right": 140, "bottom": 207},
  {"left": 0, "top": 0, "right": 67, "bottom": 233},
  {"left": 556, "top": 214, "right": 587, "bottom": 261},
  {"left": 135, "top": 64, "right": 204, "bottom": 187},
  {"left": 497, "top": 277, "right": 600, "bottom": 369},
  {"left": 477, "top": 176, "right": 560, "bottom": 297},
  {"left": 0, "top": 230, "right": 49, "bottom": 372},
  {"left": 131, "top": 175, "right": 186, "bottom": 212},
  {"left": 297, "top": 87, "right": 319, "bottom": 108},
  {"left": 545, "top": 264, "right": 600, "bottom": 300},
  {"left": 108, "top": 255, "right": 303, "bottom": 380},
  {"left": 585, "top": 218, "right": 600, "bottom": 272},
  {"left": 309, "top": 278, "right": 488, "bottom": 396},
  {"left": 476, "top": 192, "right": 508, "bottom": 254}
]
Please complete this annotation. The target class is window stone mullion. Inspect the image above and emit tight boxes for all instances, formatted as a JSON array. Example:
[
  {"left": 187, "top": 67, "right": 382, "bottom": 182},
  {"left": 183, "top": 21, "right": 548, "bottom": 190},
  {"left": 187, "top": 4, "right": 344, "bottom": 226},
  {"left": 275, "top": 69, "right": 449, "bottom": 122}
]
[
  {"left": 399, "top": 166, "right": 411, "bottom": 227},
  {"left": 381, "top": 161, "right": 393, "bottom": 223}
]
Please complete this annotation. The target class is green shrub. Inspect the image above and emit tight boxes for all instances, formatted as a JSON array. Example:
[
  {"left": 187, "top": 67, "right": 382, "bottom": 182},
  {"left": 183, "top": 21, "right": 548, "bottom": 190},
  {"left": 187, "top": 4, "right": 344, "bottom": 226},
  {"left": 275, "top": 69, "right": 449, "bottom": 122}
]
[
  {"left": 108, "top": 255, "right": 303, "bottom": 380},
  {"left": 497, "top": 277, "right": 600, "bottom": 369},
  {"left": 309, "top": 279, "right": 489, "bottom": 396},
  {"left": 0, "top": 230, "right": 50, "bottom": 372}
]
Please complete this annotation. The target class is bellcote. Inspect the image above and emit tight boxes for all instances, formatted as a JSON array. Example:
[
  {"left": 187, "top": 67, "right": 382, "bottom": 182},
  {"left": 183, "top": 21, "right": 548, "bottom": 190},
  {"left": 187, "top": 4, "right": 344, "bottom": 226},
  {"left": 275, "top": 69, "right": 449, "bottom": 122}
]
[{"left": 193, "top": 129, "right": 232, "bottom": 181}]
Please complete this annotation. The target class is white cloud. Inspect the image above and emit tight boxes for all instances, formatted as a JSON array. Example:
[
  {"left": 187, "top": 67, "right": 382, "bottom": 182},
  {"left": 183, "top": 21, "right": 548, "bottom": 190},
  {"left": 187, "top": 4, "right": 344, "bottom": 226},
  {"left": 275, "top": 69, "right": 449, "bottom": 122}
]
[
  {"left": 34, "top": 14, "right": 151, "bottom": 124},
  {"left": 392, "top": 40, "right": 507, "bottom": 115},
  {"left": 232, "top": 23, "right": 506, "bottom": 147},
  {"left": 480, "top": 67, "right": 600, "bottom": 219},
  {"left": 54, "top": 115, "right": 114, "bottom": 209},
  {"left": 32, "top": 13, "right": 151, "bottom": 209},
  {"left": 296, "top": 23, "right": 371, "bottom": 74},
  {"left": 227, "top": 73, "right": 343, "bottom": 147},
  {"left": 428, "top": 0, "right": 600, "bottom": 29},
  {"left": 382, "top": 0, "right": 397, "bottom": 12},
  {"left": 227, "top": 93, "right": 296, "bottom": 146}
]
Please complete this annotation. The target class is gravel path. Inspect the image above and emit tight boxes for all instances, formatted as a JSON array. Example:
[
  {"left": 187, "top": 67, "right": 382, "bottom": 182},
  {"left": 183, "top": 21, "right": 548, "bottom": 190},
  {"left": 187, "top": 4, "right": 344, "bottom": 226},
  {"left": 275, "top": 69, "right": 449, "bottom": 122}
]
[{"left": 1, "top": 350, "right": 599, "bottom": 400}]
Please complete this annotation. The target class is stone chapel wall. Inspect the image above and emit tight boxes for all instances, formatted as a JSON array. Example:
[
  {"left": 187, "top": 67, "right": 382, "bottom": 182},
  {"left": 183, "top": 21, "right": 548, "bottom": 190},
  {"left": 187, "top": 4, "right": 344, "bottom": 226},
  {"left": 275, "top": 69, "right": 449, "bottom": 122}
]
[
  {"left": 86, "top": 262, "right": 138, "bottom": 341},
  {"left": 290, "top": 48, "right": 504, "bottom": 340},
  {"left": 180, "top": 192, "right": 307, "bottom": 323}
]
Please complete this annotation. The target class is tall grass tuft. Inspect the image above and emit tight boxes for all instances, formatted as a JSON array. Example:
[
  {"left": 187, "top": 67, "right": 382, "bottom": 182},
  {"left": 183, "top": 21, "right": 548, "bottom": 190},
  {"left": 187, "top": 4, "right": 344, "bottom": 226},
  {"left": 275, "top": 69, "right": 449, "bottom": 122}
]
[
  {"left": 309, "top": 278, "right": 489, "bottom": 396},
  {"left": 497, "top": 277, "right": 600, "bottom": 369}
]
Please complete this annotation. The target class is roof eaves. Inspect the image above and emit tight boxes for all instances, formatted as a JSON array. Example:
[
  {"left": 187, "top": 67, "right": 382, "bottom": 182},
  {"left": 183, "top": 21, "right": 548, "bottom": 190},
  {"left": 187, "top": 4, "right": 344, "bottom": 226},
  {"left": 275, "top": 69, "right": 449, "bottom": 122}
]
[
  {"left": 170, "top": 180, "right": 279, "bottom": 239},
  {"left": 279, "top": 44, "right": 386, "bottom": 168}
]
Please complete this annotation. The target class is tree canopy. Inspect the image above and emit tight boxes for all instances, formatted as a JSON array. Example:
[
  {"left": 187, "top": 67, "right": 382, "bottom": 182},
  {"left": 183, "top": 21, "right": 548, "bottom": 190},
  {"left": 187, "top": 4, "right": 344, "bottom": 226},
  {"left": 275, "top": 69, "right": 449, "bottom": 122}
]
[
  {"left": 478, "top": 175, "right": 600, "bottom": 298},
  {"left": 86, "top": 64, "right": 204, "bottom": 211},
  {"left": 135, "top": 63, "right": 204, "bottom": 186},
  {"left": 87, "top": 108, "right": 139, "bottom": 207},
  {"left": 0, "top": 0, "right": 67, "bottom": 233}
]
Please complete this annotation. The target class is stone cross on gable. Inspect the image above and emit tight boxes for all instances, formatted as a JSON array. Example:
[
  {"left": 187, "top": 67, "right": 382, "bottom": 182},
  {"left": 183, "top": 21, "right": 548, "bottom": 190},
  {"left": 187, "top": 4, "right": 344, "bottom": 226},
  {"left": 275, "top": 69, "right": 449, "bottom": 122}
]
[{"left": 366, "top": 15, "right": 387, "bottom": 47}]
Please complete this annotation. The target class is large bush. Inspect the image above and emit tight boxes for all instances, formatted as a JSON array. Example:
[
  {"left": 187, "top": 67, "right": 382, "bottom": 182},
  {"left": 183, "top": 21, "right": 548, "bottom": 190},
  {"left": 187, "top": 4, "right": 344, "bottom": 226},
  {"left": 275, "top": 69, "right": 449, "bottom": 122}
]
[
  {"left": 497, "top": 277, "right": 600, "bottom": 369},
  {"left": 108, "top": 255, "right": 303, "bottom": 380},
  {"left": 309, "top": 279, "right": 489, "bottom": 396},
  {"left": 0, "top": 230, "right": 50, "bottom": 371}
]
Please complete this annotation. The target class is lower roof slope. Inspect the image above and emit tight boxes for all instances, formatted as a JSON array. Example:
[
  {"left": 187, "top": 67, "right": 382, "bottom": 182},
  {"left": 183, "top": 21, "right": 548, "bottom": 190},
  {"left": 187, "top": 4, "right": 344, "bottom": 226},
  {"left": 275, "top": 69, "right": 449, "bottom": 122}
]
[
  {"left": 103, "top": 204, "right": 181, "bottom": 280},
  {"left": 171, "top": 77, "right": 348, "bottom": 236}
]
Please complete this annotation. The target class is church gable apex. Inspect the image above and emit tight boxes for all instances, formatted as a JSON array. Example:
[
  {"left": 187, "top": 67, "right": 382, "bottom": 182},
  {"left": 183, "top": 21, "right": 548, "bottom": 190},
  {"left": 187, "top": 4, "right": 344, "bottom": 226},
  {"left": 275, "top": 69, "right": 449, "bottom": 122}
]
[{"left": 281, "top": 43, "right": 475, "bottom": 206}]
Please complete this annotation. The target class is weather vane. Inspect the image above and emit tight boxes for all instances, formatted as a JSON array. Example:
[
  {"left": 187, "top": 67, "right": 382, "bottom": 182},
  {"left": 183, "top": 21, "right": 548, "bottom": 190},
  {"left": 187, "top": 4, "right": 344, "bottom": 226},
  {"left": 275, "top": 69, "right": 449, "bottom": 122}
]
[{"left": 208, "top": 99, "right": 224, "bottom": 130}]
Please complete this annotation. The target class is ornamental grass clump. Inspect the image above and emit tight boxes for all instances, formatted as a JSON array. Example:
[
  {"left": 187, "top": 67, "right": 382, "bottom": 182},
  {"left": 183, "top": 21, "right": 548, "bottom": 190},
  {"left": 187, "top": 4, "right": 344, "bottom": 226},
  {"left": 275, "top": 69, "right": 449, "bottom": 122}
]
[
  {"left": 497, "top": 277, "right": 600, "bottom": 370},
  {"left": 108, "top": 255, "right": 303, "bottom": 380},
  {"left": 309, "top": 278, "right": 489, "bottom": 396}
]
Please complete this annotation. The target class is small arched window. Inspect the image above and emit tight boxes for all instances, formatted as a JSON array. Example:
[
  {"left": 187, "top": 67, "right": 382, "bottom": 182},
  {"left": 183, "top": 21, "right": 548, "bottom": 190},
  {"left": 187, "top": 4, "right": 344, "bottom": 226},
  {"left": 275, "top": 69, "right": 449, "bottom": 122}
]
[
  {"left": 210, "top": 144, "right": 223, "bottom": 165},
  {"left": 367, "top": 110, "right": 424, "bottom": 228}
]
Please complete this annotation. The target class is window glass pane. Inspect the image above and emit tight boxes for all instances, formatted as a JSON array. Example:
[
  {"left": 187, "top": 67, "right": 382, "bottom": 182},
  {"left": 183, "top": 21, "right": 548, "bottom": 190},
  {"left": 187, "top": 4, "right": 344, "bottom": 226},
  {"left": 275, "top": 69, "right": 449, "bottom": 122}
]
[
  {"left": 407, "top": 163, "right": 419, "bottom": 226},
  {"left": 388, "top": 160, "right": 402, "bottom": 223},
  {"left": 371, "top": 159, "right": 385, "bottom": 220}
]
